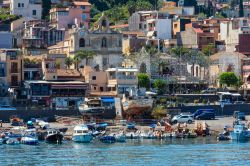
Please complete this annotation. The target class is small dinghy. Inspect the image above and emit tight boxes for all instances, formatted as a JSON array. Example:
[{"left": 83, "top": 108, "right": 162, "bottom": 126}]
[
  {"left": 217, "top": 133, "right": 231, "bottom": 141},
  {"left": 100, "top": 135, "right": 116, "bottom": 143},
  {"left": 6, "top": 138, "right": 20, "bottom": 145}
]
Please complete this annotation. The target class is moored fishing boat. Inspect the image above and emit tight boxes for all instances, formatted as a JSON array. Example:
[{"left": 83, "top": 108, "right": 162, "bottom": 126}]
[
  {"left": 72, "top": 125, "right": 93, "bottom": 143},
  {"left": 230, "top": 123, "right": 250, "bottom": 141},
  {"left": 45, "top": 129, "right": 63, "bottom": 143},
  {"left": 21, "top": 130, "right": 38, "bottom": 145},
  {"left": 122, "top": 95, "right": 153, "bottom": 118}
]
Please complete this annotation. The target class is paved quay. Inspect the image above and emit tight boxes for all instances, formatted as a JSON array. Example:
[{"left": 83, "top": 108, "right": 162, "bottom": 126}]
[{"left": 1, "top": 116, "right": 249, "bottom": 135}]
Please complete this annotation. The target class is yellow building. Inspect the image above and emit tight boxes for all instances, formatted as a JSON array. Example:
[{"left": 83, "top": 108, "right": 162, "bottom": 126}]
[{"left": 0, "top": 49, "right": 23, "bottom": 88}]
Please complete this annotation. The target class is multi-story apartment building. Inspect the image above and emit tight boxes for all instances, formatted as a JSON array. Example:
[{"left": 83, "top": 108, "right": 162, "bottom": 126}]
[
  {"left": 50, "top": 1, "right": 91, "bottom": 30},
  {"left": 10, "top": 0, "right": 42, "bottom": 19},
  {"left": 20, "top": 20, "right": 65, "bottom": 55},
  {"left": 0, "top": 49, "right": 23, "bottom": 88},
  {"left": 128, "top": 11, "right": 172, "bottom": 40}
]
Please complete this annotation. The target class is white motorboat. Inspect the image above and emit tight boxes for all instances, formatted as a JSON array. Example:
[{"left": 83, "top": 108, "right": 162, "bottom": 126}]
[
  {"left": 72, "top": 125, "right": 93, "bottom": 143},
  {"left": 21, "top": 130, "right": 38, "bottom": 145},
  {"left": 125, "top": 130, "right": 141, "bottom": 139}
]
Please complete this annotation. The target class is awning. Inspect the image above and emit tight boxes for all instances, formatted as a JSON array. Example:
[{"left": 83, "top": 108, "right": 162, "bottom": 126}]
[
  {"left": 101, "top": 98, "right": 115, "bottom": 103},
  {"left": 51, "top": 85, "right": 87, "bottom": 89}
]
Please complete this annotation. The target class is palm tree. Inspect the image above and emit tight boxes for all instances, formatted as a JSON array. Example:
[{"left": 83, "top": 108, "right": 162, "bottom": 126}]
[
  {"left": 75, "top": 50, "right": 96, "bottom": 66},
  {"left": 73, "top": 56, "right": 81, "bottom": 70},
  {"left": 64, "top": 57, "right": 73, "bottom": 69}
]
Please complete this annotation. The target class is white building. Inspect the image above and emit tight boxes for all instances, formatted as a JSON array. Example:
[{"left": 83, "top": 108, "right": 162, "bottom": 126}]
[
  {"left": 128, "top": 11, "right": 172, "bottom": 40},
  {"left": 10, "top": 0, "right": 42, "bottom": 19},
  {"left": 220, "top": 18, "right": 250, "bottom": 52}
]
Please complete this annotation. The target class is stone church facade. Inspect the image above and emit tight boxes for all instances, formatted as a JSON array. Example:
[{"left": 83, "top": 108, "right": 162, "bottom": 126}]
[{"left": 69, "top": 14, "right": 123, "bottom": 70}]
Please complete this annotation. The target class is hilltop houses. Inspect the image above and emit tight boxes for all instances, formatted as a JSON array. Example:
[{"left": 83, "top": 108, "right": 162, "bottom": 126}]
[{"left": 1, "top": 0, "right": 250, "bottom": 110}]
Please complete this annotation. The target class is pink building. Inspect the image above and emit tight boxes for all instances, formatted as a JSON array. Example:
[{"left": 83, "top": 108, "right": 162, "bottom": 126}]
[
  {"left": 50, "top": 2, "right": 91, "bottom": 30},
  {"left": 73, "top": 0, "right": 91, "bottom": 28}
]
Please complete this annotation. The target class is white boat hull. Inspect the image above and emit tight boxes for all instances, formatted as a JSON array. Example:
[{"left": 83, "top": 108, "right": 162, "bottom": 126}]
[
  {"left": 72, "top": 134, "right": 93, "bottom": 143},
  {"left": 21, "top": 137, "right": 38, "bottom": 145}
]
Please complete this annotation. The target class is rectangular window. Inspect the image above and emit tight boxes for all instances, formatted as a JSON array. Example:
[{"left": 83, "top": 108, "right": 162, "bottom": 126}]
[
  {"left": 92, "top": 76, "right": 96, "bottom": 80},
  {"left": 18, "top": 3, "right": 21, "bottom": 7},
  {"left": 82, "top": 14, "right": 87, "bottom": 20},
  {"left": 22, "top": 3, "right": 24, "bottom": 7},
  {"left": 81, "top": 6, "right": 85, "bottom": 10},
  {"left": 32, "top": 10, "right": 36, "bottom": 16}
]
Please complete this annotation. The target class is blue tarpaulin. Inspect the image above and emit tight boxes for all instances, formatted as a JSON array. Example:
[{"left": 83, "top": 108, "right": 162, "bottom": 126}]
[{"left": 101, "top": 98, "right": 115, "bottom": 103}]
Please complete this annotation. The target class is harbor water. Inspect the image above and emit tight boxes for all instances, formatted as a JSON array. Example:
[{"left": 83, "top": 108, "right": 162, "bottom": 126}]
[{"left": 1, "top": 138, "right": 250, "bottom": 165}]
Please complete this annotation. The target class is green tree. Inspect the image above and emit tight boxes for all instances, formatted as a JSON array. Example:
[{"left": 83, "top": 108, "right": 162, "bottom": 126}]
[
  {"left": 152, "top": 105, "right": 167, "bottom": 120},
  {"left": 42, "top": 0, "right": 51, "bottom": 20},
  {"left": 169, "top": 47, "right": 188, "bottom": 58},
  {"left": 135, "top": 0, "right": 153, "bottom": 11},
  {"left": 219, "top": 72, "right": 239, "bottom": 87},
  {"left": 64, "top": 57, "right": 73, "bottom": 69},
  {"left": 153, "top": 79, "right": 166, "bottom": 95},
  {"left": 138, "top": 73, "right": 150, "bottom": 89},
  {"left": 198, "top": 13, "right": 207, "bottom": 19},
  {"left": 202, "top": 44, "right": 215, "bottom": 56},
  {"left": 75, "top": 50, "right": 95, "bottom": 66}
]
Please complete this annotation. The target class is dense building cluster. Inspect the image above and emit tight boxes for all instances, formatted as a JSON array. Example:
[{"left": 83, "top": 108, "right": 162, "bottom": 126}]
[{"left": 1, "top": 0, "right": 250, "bottom": 110}]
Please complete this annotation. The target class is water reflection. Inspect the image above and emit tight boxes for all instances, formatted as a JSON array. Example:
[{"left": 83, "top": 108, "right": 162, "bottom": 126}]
[{"left": 1, "top": 138, "right": 250, "bottom": 165}]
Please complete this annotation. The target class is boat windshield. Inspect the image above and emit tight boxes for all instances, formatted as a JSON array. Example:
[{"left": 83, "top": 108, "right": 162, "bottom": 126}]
[{"left": 75, "top": 130, "right": 88, "bottom": 134}]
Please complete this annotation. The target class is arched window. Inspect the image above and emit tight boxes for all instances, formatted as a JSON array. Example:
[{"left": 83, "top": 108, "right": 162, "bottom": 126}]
[
  {"left": 140, "top": 63, "right": 147, "bottom": 73},
  {"left": 102, "top": 20, "right": 107, "bottom": 27},
  {"left": 101, "top": 37, "right": 107, "bottom": 47},
  {"left": 79, "top": 38, "right": 85, "bottom": 47}
]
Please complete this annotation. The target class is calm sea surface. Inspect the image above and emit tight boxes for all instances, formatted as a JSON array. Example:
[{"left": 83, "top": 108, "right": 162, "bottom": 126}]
[{"left": 1, "top": 137, "right": 250, "bottom": 166}]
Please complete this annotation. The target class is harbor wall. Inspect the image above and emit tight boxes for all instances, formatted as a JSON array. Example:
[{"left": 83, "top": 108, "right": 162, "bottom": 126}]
[
  {"left": 179, "top": 104, "right": 250, "bottom": 116},
  {"left": 0, "top": 107, "right": 116, "bottom": 122},
  {"left": 0, "top": 108, "right": 81, "bottom": 122}
]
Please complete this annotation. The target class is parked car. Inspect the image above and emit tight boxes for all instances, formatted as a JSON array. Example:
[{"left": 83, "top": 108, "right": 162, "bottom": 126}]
[
  {"left": 195, "top": 112, "right": 215, "bottom": 120},
  {"left": 193, "top": 109, "right": 215, "bottom": 119},
  {"left": 233, "top": 111, "right": 246, "bottom": 120},
  {"left": 171, "top": 114, "right": 194, "bottom": 124}
]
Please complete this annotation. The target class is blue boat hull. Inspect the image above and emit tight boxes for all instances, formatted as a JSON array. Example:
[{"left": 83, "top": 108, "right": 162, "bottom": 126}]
[
  {"left": 230, "top": 132, "right": 247, "bottom": 141},
  {"left": 72, "top": 135, "right": 93, "bottom": 143}
]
